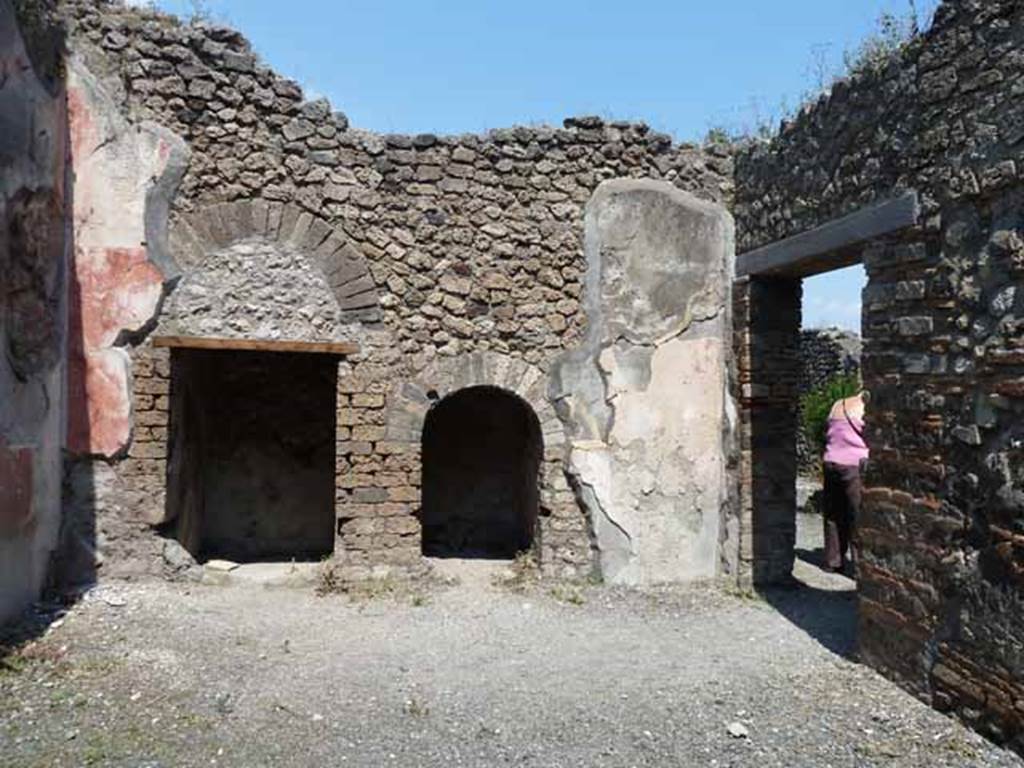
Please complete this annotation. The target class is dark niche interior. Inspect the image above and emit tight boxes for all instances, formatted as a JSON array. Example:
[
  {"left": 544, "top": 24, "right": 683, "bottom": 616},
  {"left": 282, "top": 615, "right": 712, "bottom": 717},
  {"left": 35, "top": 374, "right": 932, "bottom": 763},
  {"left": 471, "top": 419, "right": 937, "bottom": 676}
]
[
  {"left": 165, "top": 348, "right": 337, "bottom": 562},
  {"left": 420, "top": 385, "right": 542, "bottom": 559}
]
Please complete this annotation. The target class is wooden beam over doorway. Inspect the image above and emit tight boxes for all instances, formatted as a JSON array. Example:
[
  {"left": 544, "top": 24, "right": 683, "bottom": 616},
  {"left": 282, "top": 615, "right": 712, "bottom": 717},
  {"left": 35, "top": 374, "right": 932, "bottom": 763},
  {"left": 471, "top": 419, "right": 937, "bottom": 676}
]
[
  {"left": 152, "top": 335, "right": 361, "bottom": 356},
  {"left": 736, "top": 191, "right": 920, "bottom": 278}
]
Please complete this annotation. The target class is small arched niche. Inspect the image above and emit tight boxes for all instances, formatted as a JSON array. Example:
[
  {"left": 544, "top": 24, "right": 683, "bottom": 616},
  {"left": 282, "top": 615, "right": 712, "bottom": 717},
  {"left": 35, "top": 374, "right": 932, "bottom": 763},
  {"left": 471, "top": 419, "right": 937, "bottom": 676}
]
[{"left": 420, "top": 386, "right": 543, "bottom": 559}]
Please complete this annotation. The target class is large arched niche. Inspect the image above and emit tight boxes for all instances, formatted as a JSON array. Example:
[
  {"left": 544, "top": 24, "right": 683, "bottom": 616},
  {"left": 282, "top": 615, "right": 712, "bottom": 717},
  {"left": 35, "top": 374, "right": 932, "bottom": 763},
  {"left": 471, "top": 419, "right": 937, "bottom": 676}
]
[
  {"left": 158, "top": 239, "right": 352, "bottom": 342},
  {"left": 156, "top": 200, "right": 382, "bottom": 560},
  {"left": 167, "top": 199, "right": 381, "bottom": 326}
]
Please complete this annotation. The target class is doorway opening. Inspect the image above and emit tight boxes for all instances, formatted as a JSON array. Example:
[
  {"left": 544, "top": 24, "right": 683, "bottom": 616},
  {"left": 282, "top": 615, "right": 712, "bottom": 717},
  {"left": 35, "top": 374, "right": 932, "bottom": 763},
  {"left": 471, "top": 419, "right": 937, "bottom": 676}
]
[
  {"left": 796, "top": 264, "right": 866, "bottom": 590},
  {"left": 742, "top": 265, "right": 866, "bottom": 657},
  {"left": 420, "top": 386, "right": 542, "bottom": 559},
  {"left": 165, "top": 347, "right": 337, "bottom": 563}
]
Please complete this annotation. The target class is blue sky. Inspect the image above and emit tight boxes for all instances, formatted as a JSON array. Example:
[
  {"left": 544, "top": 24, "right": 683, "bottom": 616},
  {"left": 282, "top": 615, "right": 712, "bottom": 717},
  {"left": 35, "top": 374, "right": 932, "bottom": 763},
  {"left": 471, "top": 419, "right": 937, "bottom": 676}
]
[{"left": 150, "top": 0, "right": 937, "bottom": 331}]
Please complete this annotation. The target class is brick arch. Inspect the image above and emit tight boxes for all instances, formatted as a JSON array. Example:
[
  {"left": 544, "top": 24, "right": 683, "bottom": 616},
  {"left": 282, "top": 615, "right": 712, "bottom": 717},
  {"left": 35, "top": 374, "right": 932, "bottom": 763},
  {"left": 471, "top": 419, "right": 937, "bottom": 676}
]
[
  {"left": 167, "top": 200, "right": 380, "bottom": 324},
  {"left": 384, "top": 352, "right": 565, "bottom": 454},
  {"left": 337, "top": 352, "right": 590, "bottom": 574}
]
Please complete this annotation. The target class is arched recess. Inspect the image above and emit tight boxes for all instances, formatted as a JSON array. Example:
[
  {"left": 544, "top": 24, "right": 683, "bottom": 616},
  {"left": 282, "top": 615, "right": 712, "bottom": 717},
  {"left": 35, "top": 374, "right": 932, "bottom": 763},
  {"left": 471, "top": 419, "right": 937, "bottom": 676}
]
[
  {"left": 421, "top": 386, "right": 542, "bottom": 558},
  {"left": 384, "top": 352, "right": 570, "bottom": 557},
  {"left": 167, "top": 200, "right": 381, "bottom": 324},
  {"left": 384, "top": 352, "right": 565, "bottom": 451}
]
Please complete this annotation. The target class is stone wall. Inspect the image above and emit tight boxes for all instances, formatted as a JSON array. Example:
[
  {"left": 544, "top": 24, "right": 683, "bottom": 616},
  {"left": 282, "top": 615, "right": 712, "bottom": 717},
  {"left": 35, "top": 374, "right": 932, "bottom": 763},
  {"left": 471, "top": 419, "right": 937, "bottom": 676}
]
[
  {"left": 55, "top": 0, "right": 736, "bottom": 583},
  {"left": 0, "top": 0, "right": 69, "bottom": 621},
  {"left": 735, "top": 0, "right": 1024, "bottom": 751},
  {"left": 800, "top": 328, "right": 862, "bottom": 395},
  {"left": 735, "top": 1, "right": 1024, "bottom": 253},
  {"left": 733, "top": 277, "right": 802, "bottom": 584},
  {"left": 798, "top": 328, "right": 862, "bottom": 474}
]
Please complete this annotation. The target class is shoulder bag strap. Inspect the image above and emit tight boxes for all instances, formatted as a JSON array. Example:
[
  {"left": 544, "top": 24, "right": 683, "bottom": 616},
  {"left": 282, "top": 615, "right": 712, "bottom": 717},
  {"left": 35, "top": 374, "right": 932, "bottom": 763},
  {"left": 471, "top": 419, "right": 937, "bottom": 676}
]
[{"left": 842, "top": 399, "right": 865, "bottom": 440}]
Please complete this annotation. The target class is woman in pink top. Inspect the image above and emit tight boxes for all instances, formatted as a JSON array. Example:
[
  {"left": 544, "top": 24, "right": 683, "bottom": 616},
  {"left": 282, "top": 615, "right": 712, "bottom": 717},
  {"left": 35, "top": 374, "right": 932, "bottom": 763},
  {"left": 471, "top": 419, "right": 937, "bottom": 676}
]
[{"left": 822, "top": 391, "right": 869, "bottom": 573}]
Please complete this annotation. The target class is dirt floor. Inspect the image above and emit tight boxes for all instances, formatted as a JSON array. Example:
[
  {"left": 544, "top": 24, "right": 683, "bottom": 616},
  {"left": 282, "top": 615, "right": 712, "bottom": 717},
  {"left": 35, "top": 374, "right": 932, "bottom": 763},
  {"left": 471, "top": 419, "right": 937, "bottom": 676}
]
[{"left": 2, "top": 514, "right": 1022, "bottom": 768}]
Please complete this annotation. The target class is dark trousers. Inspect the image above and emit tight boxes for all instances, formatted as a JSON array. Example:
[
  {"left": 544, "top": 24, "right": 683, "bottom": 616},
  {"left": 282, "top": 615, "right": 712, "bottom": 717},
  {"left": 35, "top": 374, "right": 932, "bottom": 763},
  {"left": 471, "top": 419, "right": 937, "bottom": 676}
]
[{"left": 823, "top": 461, "right": 862, "bottom": 571}]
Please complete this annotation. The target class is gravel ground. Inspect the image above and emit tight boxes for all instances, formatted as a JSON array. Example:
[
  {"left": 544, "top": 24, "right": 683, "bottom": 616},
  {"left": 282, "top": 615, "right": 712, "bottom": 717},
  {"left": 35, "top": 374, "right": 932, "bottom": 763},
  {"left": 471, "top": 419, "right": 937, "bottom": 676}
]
[{"left": 1, "top": 516, "right": 1021, "bottom": 768}]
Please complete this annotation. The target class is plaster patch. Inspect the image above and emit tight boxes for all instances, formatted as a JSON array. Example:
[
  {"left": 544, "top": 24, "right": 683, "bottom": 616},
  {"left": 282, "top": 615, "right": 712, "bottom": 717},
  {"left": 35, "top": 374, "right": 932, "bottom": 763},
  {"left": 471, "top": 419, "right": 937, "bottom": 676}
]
[{"left": 74, "top": 246, "right": 163, "bottom": 349}]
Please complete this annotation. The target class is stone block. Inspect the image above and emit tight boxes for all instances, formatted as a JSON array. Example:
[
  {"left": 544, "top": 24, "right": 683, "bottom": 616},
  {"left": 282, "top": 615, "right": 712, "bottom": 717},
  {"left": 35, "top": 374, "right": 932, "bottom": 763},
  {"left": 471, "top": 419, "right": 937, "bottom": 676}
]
[
  {"left": 337, "top": 441, "right": 373, "bottom": 456},
  {"left": 387, "top": 486, "right": 419, "bottom": 502},
  {"left": 339, "top": 289, "right": 379, "bottom": 311},
  {"left": 897, "top": 316, "right": 934, "bottom": 336},
  {"left": 351, "top": 425, "right": 386, "bottom": 442},
  {"left": 384, "top": 517, "right": 420, "bottom": 535},
  {"left": 351, "top": 488, "right": 388, "bottom": 503},
  {"left": 352, "top": 393, "right": 385, "bottom": 408},
  {"left": 376, "top": 441, "right": 414, "bottom": 455}
]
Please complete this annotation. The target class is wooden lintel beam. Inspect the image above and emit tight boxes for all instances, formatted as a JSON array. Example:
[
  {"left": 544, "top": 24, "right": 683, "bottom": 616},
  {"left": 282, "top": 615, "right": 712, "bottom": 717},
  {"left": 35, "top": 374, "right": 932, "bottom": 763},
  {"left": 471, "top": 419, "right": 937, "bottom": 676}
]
[
  {"left": 152, "top": 335, "right": 360, "bottom": 356},
  {"left": 737, "top": 191, "right": 920, "bottom": 278}
]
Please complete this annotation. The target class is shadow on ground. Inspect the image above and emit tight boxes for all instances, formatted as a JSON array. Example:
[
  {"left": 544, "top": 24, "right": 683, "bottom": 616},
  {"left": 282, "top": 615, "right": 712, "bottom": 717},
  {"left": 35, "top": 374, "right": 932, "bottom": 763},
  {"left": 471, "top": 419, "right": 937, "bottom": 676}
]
[
  {"left": 795, "top": 546, "right": 829, "bottom": 570},
  {"left": 759, "top": 546, "right": 859, "bottom": 659},
  {"left": 0, "top": 596, "right": 75, "bottom": 672}
]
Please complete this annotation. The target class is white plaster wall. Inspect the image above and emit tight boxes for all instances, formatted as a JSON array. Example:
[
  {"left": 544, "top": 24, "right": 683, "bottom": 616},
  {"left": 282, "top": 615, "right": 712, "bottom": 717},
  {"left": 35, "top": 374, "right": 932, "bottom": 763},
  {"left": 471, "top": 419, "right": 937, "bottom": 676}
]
[{"left": 556, "top": 179, "right": 736, "bottom": 586}]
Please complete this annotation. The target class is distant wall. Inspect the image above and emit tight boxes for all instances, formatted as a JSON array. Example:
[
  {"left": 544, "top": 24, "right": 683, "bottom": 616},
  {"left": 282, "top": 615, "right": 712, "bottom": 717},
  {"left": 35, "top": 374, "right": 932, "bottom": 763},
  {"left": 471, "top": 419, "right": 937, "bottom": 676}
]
[
  {"left": 798, "top": 328, "right": 862, "bottom": 475},
  {"left": 736, "top": 0, "right": 1024, "bottom": 751},
  {"left": 0, "top": 0, "right": 69, "bottom": 622}
]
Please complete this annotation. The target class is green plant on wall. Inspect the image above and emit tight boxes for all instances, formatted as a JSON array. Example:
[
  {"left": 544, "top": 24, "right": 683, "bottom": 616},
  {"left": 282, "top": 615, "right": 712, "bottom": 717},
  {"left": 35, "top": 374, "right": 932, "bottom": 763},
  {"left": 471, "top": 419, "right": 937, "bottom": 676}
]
[{"left": 800, "top": 374, "right": 861, "bottom": 460}]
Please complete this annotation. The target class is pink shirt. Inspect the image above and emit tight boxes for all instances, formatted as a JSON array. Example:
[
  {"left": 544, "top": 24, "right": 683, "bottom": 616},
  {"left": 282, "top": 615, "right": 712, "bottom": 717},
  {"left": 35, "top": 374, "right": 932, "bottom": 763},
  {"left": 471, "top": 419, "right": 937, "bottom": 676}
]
[{"left": 823, "top": 414, "right": 869, "bottom": 467}]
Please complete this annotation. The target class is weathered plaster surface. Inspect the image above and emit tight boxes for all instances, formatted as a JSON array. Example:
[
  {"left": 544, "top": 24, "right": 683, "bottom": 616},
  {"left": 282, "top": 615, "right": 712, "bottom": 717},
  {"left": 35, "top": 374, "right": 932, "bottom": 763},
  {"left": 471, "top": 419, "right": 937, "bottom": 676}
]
[
  {"left": 0, "top": 0, "right": 68, "bottom": 622},
  {"left": 554, "top": 179, "right": 736, "bottom": 585},
  {"left": 66, "top": 56, "right": 187, "bottom": 458}
]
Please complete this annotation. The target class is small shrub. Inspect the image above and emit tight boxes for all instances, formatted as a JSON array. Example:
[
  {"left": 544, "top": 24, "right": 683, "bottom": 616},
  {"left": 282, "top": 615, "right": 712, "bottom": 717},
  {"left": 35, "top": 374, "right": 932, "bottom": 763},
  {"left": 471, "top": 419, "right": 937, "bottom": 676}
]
[
  {"left": 843, "top": 11, "right": 915, "bottom": 77},
  {"left": 2, "top": 637, "right": 65, "bottom": 668},
  {"left": 186, "top": 0, "right": 213, "bottom": 23},
  {"left": 843, "top": 1, "right": 941, "bottom": 77},
  {"left": 800, "top": 374, "right": 861, "bottom": 460},
  {"left": 721, "top": 1, "right": 939, "bottom": 142},
  {"left": 344, "top": 576, "right": 399, "bottom": 602},
  {"left": 317, "top": 559, "right": 433, "bottom": 604},
  {"left": 315, "top": 559, "right": 341, "bottom": 596},
  {"left": 703, "top": 126, "right": 733, "bottom": 147},
  {"left": 494, "top": 550, "right": 540, "bottom": 591},
  {"left": 723, "top": 582, "right": 762, "bottom": 603},
  {"left": 548, "top": 584, "right": 585, "bottom": 606}
]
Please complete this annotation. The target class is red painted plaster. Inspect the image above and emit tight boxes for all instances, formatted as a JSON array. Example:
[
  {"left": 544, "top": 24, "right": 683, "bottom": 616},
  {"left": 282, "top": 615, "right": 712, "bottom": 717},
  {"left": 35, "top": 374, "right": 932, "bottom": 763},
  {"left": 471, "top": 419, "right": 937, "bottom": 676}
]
[
  {"left": 67, "top": 248, "right": 156, "bottom": 456},
  {"left": 75, "top": 246, "right": 163, "bottom": 349},
  {"left": 0, "top": 439, "right": 34, "bottom": 539},
  {"left": 66, "top": 78, "right": 167, "bottom": 458}
]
